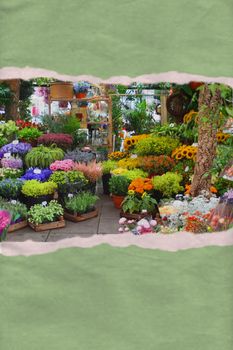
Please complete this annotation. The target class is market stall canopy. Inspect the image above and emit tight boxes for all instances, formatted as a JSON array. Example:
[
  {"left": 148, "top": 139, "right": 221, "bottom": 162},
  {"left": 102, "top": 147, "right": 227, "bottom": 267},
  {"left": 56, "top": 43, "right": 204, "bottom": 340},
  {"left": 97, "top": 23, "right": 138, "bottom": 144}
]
[{"left": 0, "top": 0, "right": 233, "bottom": 85}]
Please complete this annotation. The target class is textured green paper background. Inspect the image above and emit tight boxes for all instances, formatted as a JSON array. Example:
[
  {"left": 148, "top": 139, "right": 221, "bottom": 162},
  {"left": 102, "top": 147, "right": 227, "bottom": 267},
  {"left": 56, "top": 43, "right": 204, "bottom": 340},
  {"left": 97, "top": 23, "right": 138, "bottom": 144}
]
[
  {"left": 0, "top": 0, "right": 233, "bottom": 78},
  {"left": 1, "top": 245, "right": 233, "bottom": 350}
]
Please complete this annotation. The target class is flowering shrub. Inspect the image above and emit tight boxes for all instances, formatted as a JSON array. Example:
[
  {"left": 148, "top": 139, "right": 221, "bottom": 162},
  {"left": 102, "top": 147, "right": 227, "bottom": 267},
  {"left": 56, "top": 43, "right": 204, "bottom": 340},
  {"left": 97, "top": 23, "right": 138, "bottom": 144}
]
[
  {"left": 111, "top": 168, "right": 148, "bottom": 181},
  {"left": 216, "top": 132, "right": 231, "bottom": 143},
  {"left": 152, "top": 172, "right": 183, "bottom": 198},
  {"left": 172, "top": 145, "right": 197, "bottom": 161},
  {"left": 49, "top": 170, "right": 87, "bottom": 185},
  {"left": 128, "top": 178, "right": 153, "bottom": 195},
  {"left": 0, "top": 141, "right": 32, "bottom": 155},
  {"left": 74, "top": 161, "right": 102, "bottom": 183},
  {"left": 183, "top": 110, "right": 198, "bottom": 123},
  {"left": 134, "top": 136, "right": 180, "bottom": 156},
  {"left": 16, "top": 119, "right": 39, "bottom": 130},
  {"left": 37, "top": 133, "right": 73, "bottom": 150},
  {"left": 50, "top": 159, "right": 75, "bottom": 172},
  {"left": 185, "top": 184, "right": 217, "bottom": 195},
  {"left": 20, "top": 168, "right": 52, "bottom": 182},
  {"left": 117, "top": 157, "right": 140, "bottom": 169},
  {"left": 108, "top": 151, "right": 128, "bottom": 161},
  {"left": 139, "top": 155, "right": 176, "bottom": 175},
  {"left": 0, "top": 210, "right": 11, "bottom": 241},
  {"left": 1, "top": 156, "right": 23, "bottom": 169},
  {"left": 123, "top": 134, "right": 149, "bottom": 151}
]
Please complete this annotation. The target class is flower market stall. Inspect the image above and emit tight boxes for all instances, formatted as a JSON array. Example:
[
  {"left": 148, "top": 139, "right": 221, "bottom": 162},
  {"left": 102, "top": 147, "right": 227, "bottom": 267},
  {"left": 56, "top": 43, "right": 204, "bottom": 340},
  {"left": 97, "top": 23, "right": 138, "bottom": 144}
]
[{"left": 0, "top": 79, "right": 232, "bottom": 240}]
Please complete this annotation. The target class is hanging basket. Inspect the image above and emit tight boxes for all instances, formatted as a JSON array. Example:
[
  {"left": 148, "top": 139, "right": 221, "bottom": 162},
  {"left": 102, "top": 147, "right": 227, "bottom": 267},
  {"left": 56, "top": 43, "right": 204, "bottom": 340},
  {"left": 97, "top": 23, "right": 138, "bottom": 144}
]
[
  {"left": 166, "top": 92, "right": 191, "bottom": 122},
  {"left": 50, "top": 82, "right": 74, "bottom": 100}
]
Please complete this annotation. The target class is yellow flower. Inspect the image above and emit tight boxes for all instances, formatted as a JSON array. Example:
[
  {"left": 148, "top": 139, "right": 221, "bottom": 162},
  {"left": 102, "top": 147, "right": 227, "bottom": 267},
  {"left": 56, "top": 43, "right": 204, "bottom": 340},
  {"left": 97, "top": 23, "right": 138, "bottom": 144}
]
[
  {"left": 176, "top": 152, "right": 183, "bottom": 160},
  {"left": 128, "top": 190, "right": 135, "bottom": 195}
]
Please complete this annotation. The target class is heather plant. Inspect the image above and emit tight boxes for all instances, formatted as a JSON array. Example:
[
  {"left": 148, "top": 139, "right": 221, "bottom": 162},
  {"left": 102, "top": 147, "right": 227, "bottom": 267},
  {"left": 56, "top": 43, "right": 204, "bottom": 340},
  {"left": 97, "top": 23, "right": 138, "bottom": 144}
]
[
  {"left": 74, "top": 161, "right": 102, "bottom": 183},
  {"left": 1, "top": 156, "right": 23, "bottom": 169},
  {"left": 50, "top": 159, "right": 75, "bottom": 172}
]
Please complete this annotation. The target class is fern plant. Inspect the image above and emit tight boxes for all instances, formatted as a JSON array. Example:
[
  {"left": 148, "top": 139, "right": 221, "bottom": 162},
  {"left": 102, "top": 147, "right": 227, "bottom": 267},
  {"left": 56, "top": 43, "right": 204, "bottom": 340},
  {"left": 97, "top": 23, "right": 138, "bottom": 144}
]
[{"left": 25, "top": 145, "right": 64, "bottom": 168}]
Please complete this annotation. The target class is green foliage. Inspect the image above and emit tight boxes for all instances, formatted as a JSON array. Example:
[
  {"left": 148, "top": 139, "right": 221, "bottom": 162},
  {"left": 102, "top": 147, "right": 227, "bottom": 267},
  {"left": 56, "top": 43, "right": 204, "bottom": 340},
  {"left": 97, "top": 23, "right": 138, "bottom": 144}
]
[
  {"left": 122, "top": 193, "right": 157, "bottom": 214},
  {"left": 211, "top": 144, "right": 233, "bottom": 176},
  {"left": 0, "top": 168, "right": 23, "bottom": 180},
  {"left": 214, "top": 177, "right": 232, "bottom": 196},
  {"left": 21, "top": 180, "right": 57, "bottom": 197},
  {"left": 0, "top": 179, "right": 23, "bottom": 199},
  {"left": 49, "top": 171, "right": 87, "bottom": 185},
  {"left": 152, "top": 172, "right": 184, "bottom": 198},
  {"left": 28, "top": 200, "right": 64, "bottom": 225},
  {"left": 18, "top": 127, "right": 42, "bottom": 142},
  {"left": 135, "top": 136, "right": 180, "bottom": 156},
  {"left": 65, "top": 192, "right": 99, "bottom": 214},
  {"left": 109, "top": 176, "right": 131, "bottom": 196},
  {"left": 0, "top": 83, "right": 13, "bottom": 106},
  {"left": 101, "top": 160, "right": 118, "bottom": 174},
  {"left": 0, "top": 198, "right": 28, "bottom": 222},
  {"left": 0, "top": 121, "right": 19, "bottom": 141},
  {"left": 41, "top": 114, "right": 80, "bottom": 136},
  {"left": 153, "top": 123, "right": 182, "bottom": 138},
  {"left": 0, "top": 137, "right": 8, "bottom": 147},
  {"left": 124, "top": 100, "right": 155, "bottom": 134},
  {"left": 25, "top": 145, "right": 64, "bottom": 168},
  {"left": 122, "top": 169, "right": 148, "bottom": 181}
]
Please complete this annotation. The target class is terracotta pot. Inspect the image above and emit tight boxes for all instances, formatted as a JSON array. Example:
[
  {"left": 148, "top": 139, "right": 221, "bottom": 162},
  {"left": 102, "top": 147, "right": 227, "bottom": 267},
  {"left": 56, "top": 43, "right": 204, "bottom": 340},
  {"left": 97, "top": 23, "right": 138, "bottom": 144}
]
[
  {"left": 76, "top": 92, "right": 87, "bottom": 99},
  {"left": 112, "top": 194, "right": 125, "bottom": 209},
  {"left": 189, "top": 81, "right": 204, "bottom": 90}
]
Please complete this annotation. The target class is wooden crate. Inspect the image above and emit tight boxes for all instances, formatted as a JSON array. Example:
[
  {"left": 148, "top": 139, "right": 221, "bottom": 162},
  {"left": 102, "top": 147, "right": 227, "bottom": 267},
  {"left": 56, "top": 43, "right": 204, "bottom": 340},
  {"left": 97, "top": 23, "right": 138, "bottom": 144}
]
[
  {"left": 64, "top": 209, "right": 98, "bottom": 222},
  {"left": 8, "top": 220, "right": 28, "bottom": 233},
  {"left": 28, "top": 217, "right": 65, "bottom": 232}
]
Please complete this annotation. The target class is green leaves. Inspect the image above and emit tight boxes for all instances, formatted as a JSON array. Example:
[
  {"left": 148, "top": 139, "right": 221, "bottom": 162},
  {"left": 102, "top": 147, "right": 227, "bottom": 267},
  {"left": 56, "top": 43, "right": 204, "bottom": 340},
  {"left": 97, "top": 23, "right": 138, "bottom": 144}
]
[
  {"left": 65, "top": 192, "right": 99, "bottom": 214},
  {"left": 28, "top": 200, "right": 63, "bottom": 225},
  {"left": 25, "top": 145, "right": 64, "bottom": 168}
]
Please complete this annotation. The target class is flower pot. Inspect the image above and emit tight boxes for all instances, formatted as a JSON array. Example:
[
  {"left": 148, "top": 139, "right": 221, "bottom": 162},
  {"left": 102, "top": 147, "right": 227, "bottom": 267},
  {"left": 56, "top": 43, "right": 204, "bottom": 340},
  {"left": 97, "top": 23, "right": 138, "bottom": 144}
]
[
  {"left": 75, "top": 92, "right": 87, "bottom": 99},
  {"left": 28, "top": 216, "right": 65, "bottom": 232},
  {"left": 50, "top": 82, "right": 74, "bottom": 100},
  {"left": 22, "top": 194, "right": 54, "bottom": 209},
  {"left": 189, "top": 81, "right": 204, "bottom": 90},
  {"left": 102, "top": 174, "right": 111, "bottom": 195},
  {"left": 8, "top": 220, "right": 28, "bottom": 233},
  {"left": 120, "top": 205, "right": 160, "bottom": 220},
  {"left": 112, "top": 194, "right": 125, "bottom": 209},
  {"left": 64, "top": 209, "right": 98, "bottom": 222}
]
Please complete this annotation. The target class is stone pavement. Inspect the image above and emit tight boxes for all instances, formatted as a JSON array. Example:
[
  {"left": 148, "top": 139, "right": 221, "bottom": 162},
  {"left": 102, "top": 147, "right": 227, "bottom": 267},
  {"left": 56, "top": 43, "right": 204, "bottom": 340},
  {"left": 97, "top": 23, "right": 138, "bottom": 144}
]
[{"left": 6, "top": 196, "right": 120, "bottom": 242}]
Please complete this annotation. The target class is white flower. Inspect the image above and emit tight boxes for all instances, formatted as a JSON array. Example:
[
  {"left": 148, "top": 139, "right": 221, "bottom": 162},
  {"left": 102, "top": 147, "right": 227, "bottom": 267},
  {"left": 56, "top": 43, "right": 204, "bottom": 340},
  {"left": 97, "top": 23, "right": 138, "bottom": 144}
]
[
  {"left": 10, "top": 200, "right": 17, "bottom": 205},
  {"left": 68, "top": 193, "right": 74, "bottom": 199},
  {"left": 137, "top": 218, "right": 150, "bottom": 229},
  {"left": 184, "top": 166, "right": 189, "bottom": 172},
  {"left": 41, "top": 201, "right": 47, "bottom": 206},
  {"left": 118, "top": 227, "right": 124, "bottom": 233},
  {"left": 169, "top": 123, "right": 175, "bottom": 127},
  {"left": 119, "top": 217, "right": 127, "bottom": 225},
  {"left": 127, "top": 220, "right": 135, "bottom": 224},
  {"left": 124, "top": 227, "right": 129, "bottom": 232},
  {"left": 34, "top": 168, "right": 42, "bottom": 174},
  {"left": 141, "top": 209, "right": 147, "bottom": 214}
]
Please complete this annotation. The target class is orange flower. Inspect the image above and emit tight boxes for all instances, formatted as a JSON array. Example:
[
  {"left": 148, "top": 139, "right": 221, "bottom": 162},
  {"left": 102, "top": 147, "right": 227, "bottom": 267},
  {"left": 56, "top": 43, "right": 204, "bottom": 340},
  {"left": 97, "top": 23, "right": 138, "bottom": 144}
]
[
  {"left": 210, "top": 186, "right": 217, "bottom": 193},
  {"left": 185, "top": 184, "right": 191, "bottom": 195}
]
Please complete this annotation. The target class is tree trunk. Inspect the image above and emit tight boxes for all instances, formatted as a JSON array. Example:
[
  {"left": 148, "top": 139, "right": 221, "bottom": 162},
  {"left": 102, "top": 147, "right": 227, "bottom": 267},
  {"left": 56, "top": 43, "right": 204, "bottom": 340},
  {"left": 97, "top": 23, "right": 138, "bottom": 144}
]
[{"left": 191, "top": 84, "right": 221, "bottom": 197}]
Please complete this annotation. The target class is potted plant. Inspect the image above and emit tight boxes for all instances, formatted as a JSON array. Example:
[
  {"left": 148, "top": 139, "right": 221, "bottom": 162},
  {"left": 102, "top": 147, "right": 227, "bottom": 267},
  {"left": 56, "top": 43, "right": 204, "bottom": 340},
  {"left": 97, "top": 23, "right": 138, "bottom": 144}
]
[
  {"left": 121, "top": 192, "right": 159, "bottom": 220},
  {"left": 25, "top": 145, "right": 64, "bottom": 168},
  {"left": 0, "top": 198, "right": 28, "bottom": 232},
  {"left": 0, "top": 210, "right": 11, "bottom": 241},
  {"left": 64, "top": 148, "right": 96, "bottom": 163},
  {"left": 18, "top": 127, "right": 42, "bottom": 146},
  {"left": 20, "top": 168, "right": 52, "bottom": 182},
  {"left": 49, "top": 170, "right": 88, "bottom": 201},
  {"left": 152, "top": 172, "right": 184, "bottom": 201},
  {"left": 0, "top": 168, "right": 23, "bottom": 180},
  {"left": 64, "top": 192, "right": 99, "bottom": 222},
  {"left": 37, "top": 133, "right": 73, "bottom": 150},
  {"left": 0, "top": 141, "right": 32, "bottom": 156},
  {"left": 21, "top": 180, "right": 57, "bottom": 208},
  {"left": 28, "top": 200, "right": 65, "bottom": 232},
  {"left": 0, "top": 179, "right": 23, "bottom": 200},
  {"left": 109, "top": 175, "right": 131, "bottom": 209},
  {"left": 50, "top": 159, "right": 75, "bottom": 172},
  {"left": 73, "top": 82, "right": 90, "bottom": 98},
  {"left": 74, "top": 161, "right": 102, "bottom": 194},
  {"left": 1, "top": 155, "right": 23, "bottom": 169},
  {"left": 101, "top": 160, "right": 117, "bottom": 195},
  {"left": 0, "top": 120, "right": 19, "bottom": 143}
]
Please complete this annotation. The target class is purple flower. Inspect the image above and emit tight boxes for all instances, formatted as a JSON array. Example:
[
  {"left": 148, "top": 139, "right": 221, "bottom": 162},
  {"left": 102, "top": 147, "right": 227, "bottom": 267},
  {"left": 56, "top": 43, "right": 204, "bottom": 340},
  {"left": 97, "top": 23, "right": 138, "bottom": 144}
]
[
  {"left": 20, "top": 168, "right": 52, "bottom": 182},
  {"left": 1, "top": 156, "right": 23, "bottom": 169},
  {"left": 0, "top": 142, "right": 32, "bottom": 155}
]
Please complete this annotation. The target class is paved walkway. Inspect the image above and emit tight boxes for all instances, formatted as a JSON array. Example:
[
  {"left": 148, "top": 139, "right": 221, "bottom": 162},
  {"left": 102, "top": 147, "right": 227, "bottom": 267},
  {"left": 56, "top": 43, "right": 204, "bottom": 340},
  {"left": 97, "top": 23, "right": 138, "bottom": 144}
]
[{"left": 6, "top": 196, "right": 120, "bottom": 242}]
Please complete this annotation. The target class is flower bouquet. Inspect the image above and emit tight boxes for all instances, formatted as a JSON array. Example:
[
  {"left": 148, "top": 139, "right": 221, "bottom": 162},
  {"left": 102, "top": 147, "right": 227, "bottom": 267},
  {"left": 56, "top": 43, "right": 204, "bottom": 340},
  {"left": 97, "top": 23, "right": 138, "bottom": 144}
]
[{"left": 118, "top": 217, "right": 158, "bottom": 235}]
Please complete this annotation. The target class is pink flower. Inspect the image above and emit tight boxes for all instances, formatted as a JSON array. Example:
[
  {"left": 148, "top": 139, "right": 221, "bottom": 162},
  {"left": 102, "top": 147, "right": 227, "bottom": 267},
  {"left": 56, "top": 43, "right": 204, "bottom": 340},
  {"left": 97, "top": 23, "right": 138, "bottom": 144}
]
[
  {"left": 150, "top": 219, "right": 157, "bottom": 227},
  {"left": 118, "top": 227, "right": 124, "bottom": 233},
  {"left": 124, "top": 227, "right": 129, "bottom": 232},
  {"left": 74, "top": 161, "right": 102, "bottom": 182},
  {"left": 0, "top": 210, "right": 11, "bottom": 240},
  {"left": 50, "top": 160, "right": 75, "bottom": 172},
  {"left": 119, "top": 217, "right": 127, "bottom": 225}
]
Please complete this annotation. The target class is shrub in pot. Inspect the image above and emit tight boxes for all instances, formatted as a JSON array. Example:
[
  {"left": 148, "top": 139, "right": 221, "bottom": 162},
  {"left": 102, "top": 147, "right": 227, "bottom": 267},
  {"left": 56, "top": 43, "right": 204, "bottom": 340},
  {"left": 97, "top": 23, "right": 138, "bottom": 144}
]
[
  {"left": 134, "top": 136, "right": 180, "bottom": 156},
  {"left": 21, "top": 180, "right": 57, "bottom": 208},
  {"left": 18, "top": 127, "right": 42, "bottom": 145},
  {"left": 0, "top": 179, "right": 23, "bottom": 200},
  {"left": 0, "top": 141, "right": 32, "bottom": 156},
  {"left": 64, "top": 192, "right": 99, "bottom": 222},
  {"left": 74, "top": 161, "right": 102, "bottom": 194},
  {"left": 37, "top": 133, "right": 73, "bottom": 150},
  {"left": 20, "top": 168, "right": 52, "bottom": 182},
  {"left": 152, "top": 172, "right": 184, "bottom": 200},
  {"left": 28, "top": 200, "right": 64, "bottom": 231},
  {"left": 111, "top": 168, "right": 148, "bottom": 181},
  {"left": 109, "top": 175, "right": 131, "bottom": 209},
  {"left": 101, "top": 160, "right": 117, "bottom": 195},
  {"left": 25, "top": 145, "right": 64, "bottom": 168},
  {"left": 49, "top": 170, "right": 88, "bottom": 201},
  {"left": 50, "top": 159, "right": 75, "bottom": 171},
  {"left": 121, "top": 192, "right": 159, "bottom": 219},
  {"left": 1, "top": 155, "right": 23, "bottom": 169}
]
